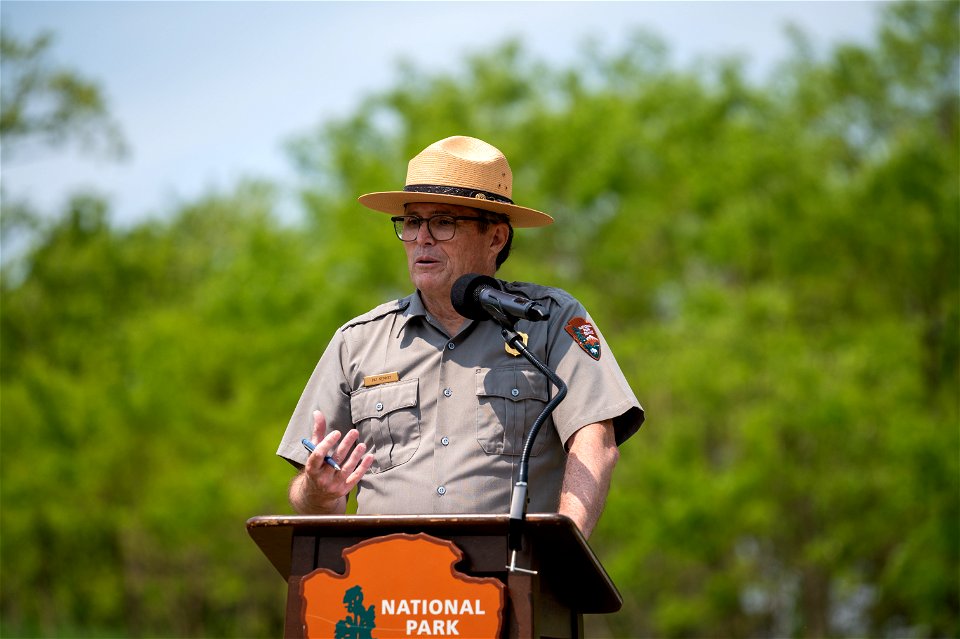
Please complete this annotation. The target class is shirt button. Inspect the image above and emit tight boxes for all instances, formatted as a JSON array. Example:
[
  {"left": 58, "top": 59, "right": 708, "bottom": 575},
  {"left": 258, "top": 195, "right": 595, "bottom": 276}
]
[
  {"left": 443, "top": 388, "right": 452, "bottom": 397},
  {"left": 437, "top": 486, "right": 446, "bottom": 495},
  {"left": 441, "top": 436, "right": 450, "bottom": 446},
  {"left": 447, "top": 342, "right": 456, "bottom": 350},
  {"left": 375, "top": 402, "right": 384, "bottom": 411},
  {"left": 511, "top": 388, "right": 520, "bottom": 397}
]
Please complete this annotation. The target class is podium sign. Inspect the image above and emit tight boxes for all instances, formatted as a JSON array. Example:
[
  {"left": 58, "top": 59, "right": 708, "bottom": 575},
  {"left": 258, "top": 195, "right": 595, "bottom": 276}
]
[
  {"left": 301, "top": 533, "right": 504, "bottom": 638},
  {"left": 247, "top": 514, "right": 621, "bottom": 639}
]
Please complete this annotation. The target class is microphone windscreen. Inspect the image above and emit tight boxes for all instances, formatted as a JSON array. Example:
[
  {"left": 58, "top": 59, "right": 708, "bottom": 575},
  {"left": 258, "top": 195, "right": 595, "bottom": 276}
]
[{"left": 451, "top": 273, "right": 500, "bottom": 320}]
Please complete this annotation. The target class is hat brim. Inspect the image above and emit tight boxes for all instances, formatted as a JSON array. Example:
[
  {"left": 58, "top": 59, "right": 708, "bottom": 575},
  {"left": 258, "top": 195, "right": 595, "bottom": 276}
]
[{"left": 358, "top": 191, "right": 554, "bottom": 228}]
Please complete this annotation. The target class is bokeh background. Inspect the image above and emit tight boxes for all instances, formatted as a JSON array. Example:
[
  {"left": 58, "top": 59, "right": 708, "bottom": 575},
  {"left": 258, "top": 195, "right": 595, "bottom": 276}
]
[{"left": 1, "top": 1, "right": 957, "bottom": 637}]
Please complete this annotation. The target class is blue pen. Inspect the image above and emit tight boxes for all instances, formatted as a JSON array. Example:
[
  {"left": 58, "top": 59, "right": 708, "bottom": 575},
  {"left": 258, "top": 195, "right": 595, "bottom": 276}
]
[{"left": 301, "top": 438, "right": 342, "bottom": 471}]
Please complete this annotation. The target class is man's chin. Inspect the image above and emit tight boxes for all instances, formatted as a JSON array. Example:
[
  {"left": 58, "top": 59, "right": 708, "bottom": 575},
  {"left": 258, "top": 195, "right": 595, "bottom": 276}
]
[{"left": 411, "top": 271, "right": 451, "bottom": 294}]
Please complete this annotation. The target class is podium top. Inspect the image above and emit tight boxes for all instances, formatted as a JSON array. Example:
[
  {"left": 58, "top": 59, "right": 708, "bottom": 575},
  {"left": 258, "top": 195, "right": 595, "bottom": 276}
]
[{"left": 247, "top": 513, "right": 622, "bottom": 614}]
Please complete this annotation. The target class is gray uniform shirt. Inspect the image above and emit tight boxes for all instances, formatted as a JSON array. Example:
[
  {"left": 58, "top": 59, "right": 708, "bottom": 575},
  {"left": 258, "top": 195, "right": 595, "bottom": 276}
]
[{"left": 277, "top": 280, "right": 644, "bottom": 515}]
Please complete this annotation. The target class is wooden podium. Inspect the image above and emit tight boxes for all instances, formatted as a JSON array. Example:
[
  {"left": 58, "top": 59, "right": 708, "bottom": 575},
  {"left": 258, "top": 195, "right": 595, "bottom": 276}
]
[{"left": 247, "top": 513, "right": 621, "bottom": 639}]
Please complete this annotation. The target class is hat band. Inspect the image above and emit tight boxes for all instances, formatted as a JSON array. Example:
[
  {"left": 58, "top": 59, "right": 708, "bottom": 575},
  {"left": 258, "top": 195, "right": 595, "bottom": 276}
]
[{"left": 404, "top": 184, "right": 514, "bottom": 205}]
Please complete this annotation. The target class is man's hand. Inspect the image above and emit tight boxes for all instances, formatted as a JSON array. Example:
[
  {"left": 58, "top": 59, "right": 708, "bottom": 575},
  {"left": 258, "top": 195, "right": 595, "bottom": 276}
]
[
  {"left": 558, "top": 420, "right": 619, "bottom": 539},
  {"left": 288, "top": 410, "right": 376, "bottom": 514}
]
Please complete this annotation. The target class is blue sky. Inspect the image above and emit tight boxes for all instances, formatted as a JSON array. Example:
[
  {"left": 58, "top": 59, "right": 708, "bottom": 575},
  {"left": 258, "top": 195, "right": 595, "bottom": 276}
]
[{"left": 2, "top": 1, "right": 886, "bottom": 226}]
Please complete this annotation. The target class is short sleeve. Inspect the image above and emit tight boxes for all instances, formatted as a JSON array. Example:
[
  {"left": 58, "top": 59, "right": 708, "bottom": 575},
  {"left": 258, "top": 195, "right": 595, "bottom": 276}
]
[{"left": 276, "top": 330, "right": 355, "bottom": 469}]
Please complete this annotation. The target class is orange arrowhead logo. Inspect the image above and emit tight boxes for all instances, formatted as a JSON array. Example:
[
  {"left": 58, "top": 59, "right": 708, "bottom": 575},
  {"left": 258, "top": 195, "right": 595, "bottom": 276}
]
[{"left": 301, "top": 533, "right": 504, "bottom": 638}]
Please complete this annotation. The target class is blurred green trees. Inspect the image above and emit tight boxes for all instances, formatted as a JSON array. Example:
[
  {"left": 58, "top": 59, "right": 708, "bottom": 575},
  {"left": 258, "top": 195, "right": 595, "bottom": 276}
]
[
  {"left": 2, "top": 2, "right": 957, "bottom": 636},
  {"left": 1, "top": 29, "right": 127, "bottom": 161}
]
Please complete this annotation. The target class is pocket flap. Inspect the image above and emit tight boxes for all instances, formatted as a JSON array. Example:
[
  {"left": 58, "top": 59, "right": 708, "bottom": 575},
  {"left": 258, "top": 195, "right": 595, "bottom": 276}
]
[
  {"left": 350, "top": 378, "right": 419, "bottom": 422},
  {"left": 476, "top": 367, "right": 549, "bottom": 402}
]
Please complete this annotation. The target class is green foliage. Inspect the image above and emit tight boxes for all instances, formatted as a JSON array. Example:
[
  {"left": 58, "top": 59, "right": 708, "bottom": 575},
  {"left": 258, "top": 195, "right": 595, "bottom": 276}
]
[
  {"left": 0, "top": 29, "right": 127, "bottom": 161},
  {"left": 2, "top": 2, "right": 957, "bottom": 636},
  {"left": 2, "top": 184, "right": 299, "bottom": 636}
]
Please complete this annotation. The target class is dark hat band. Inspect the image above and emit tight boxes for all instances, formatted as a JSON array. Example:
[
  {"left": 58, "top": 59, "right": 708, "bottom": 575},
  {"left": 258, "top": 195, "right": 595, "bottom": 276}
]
[{"left": 403, "top": 184, "right": 514, "bottom": 205}]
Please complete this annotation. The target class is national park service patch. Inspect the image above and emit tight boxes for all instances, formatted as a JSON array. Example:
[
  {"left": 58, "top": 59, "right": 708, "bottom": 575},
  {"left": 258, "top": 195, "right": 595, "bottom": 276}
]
[{"left": 565, "top": 317, "right": 601, "bottom": 360}]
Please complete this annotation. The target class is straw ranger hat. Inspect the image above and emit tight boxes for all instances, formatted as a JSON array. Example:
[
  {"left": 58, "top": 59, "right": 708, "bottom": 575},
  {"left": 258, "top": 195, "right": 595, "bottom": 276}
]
[{"left": 358, "top": 136, "right": 553, "bottom": 228}]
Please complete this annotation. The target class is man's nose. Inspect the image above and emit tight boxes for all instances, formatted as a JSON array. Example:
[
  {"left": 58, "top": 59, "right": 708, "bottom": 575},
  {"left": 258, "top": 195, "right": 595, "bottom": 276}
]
[{"left": 415, "top": 221, "right": 435, "bottom": 244}]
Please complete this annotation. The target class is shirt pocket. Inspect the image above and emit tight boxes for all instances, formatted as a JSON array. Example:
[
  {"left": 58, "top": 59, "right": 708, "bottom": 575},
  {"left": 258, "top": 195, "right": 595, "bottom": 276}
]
[
  {"left": 475, "top": 366, "right": 550, "bottom": 456},
  {"left": 350, "top": 378, "right": 420, "bottom": 473}
]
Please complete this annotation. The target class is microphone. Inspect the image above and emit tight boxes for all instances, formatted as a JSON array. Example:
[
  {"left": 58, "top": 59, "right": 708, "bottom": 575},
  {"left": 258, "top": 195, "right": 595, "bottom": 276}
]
[
  {"left": 451, "top": 273, "right": 568, "bottom": 563},
  {"left": 451, "top": 274, "right": 550, "bottom": 324}
]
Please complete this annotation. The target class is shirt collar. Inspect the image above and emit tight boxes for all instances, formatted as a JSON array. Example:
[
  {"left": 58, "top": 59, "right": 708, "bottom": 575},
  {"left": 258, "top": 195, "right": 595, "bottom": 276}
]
[
  {"left": 394, "top": 291, "right": 427, "bottom": 337},
  {"left": 395, "top": 290, "right": 479, "bottom": 339}
]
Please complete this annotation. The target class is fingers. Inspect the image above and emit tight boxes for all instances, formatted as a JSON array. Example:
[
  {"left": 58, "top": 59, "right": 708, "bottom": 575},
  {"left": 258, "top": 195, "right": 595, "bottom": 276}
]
[
  {"left": 334, "top": 428, "right": 363, "bottom": 462},
  {"left": 344, "top": 452, "right": 376, "bottom": 487},
  {"left": 312, "top": 410, "right": 327, "bottom": 442},
  {"left": 337, "top": 432, "right": 372, "bottom": 478},
  {"left": 337, "top": 430, "right": 375, "bottom": 489},
  {"left": 304, "top": 415, "right": 372, "bottom": 489},
  {"left": 308, "top": 410, "right": 344, "bottom": 460}
]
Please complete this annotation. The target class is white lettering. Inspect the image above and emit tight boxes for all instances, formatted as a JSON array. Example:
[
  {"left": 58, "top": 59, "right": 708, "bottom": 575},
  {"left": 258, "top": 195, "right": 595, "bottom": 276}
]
[
  {"left": 383, "top": 599, "right": 488, "bottom": 617},
  {"left": 402, "top": 618, "right": 463, "bottom": 636},
  {"left": 388, "top": 598, "right": 488, "bottom": 635}
]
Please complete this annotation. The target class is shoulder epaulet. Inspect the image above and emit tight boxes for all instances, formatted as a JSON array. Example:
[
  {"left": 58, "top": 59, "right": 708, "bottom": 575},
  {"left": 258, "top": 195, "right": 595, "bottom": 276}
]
[
  {"left": 501, "top": 280, "right": 576, "bottom": 307},
  {"left": 340, "top": 297, "right": 410, "bottom": 331}
]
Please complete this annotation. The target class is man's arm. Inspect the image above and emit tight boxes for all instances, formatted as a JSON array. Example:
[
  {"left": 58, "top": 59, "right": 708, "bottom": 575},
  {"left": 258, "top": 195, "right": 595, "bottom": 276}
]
[{"left": 558, "top": 419, "right": 619, "bottom": 539}]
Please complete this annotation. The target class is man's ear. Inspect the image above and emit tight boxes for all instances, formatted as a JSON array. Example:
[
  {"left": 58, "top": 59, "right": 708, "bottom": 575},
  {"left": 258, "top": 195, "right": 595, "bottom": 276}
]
[{"left": 489, "top": 222, "right": 509, "bottom": 255}]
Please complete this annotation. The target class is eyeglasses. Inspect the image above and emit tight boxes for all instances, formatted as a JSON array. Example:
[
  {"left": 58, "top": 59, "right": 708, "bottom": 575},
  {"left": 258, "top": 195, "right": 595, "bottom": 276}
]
[{"left": 390, "top": 215, "right": 486, "bottom": 242}]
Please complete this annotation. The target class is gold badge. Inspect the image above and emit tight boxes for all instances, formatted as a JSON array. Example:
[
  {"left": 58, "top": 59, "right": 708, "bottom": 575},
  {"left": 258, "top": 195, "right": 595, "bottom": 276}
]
[
  {"left": 363, "top": 371, "right": 400, "bottom": 387},
  {"left": 504, "top": 332, "right": 528, "bottom": 357}
]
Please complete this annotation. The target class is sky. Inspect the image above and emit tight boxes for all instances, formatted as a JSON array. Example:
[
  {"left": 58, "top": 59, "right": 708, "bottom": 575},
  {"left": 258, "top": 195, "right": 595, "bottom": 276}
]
[{"left": 2, "top": 1, "right": 887, "bottom": 227}]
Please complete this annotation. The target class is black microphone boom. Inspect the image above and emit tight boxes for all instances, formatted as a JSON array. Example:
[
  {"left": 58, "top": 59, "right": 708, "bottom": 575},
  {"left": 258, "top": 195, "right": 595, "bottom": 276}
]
[
  {"left": 451, "top": 273, "right": 565, "bottom": 564},
  {"left": 451, "top": 274, "right": 550, "bottom": 326}
]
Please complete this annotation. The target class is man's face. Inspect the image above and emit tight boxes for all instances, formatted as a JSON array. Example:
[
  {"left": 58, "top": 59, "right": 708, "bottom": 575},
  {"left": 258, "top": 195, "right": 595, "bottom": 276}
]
[{"left": 402, "top": 202, "right": 507, "bottom": 301}]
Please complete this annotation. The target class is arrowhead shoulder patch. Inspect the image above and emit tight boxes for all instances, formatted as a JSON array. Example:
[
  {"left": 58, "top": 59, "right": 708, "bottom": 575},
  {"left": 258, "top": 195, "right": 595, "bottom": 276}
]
[{"left": 565, "top": 317, "right": 601, "bottom": 360}]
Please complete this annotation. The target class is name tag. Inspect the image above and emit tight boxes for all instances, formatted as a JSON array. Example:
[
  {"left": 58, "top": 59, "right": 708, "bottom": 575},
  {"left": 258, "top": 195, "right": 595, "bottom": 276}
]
[{"left": 363, "top": 371, "right": 400, "bottom": 387}]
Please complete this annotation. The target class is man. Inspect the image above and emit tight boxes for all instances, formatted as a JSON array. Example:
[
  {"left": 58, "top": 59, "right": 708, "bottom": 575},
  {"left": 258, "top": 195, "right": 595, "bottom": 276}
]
[{"left": 277, "top": 135, "right": 643, "bottom": 538}]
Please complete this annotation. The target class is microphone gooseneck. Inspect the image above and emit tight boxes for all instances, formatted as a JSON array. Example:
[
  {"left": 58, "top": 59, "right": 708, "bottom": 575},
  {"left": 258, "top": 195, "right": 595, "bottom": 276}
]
[
  {"left": 451, "top": 274, "right": 568, "bottom": 560},
  {"left": 503, "top": 327, "right": 568, "bottom": 556}
]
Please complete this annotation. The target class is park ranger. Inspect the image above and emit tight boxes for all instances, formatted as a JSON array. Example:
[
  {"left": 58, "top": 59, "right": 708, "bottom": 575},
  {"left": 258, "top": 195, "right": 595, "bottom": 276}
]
[{"left": 277, "top": 135, "right": 643, "bottom": 538}]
